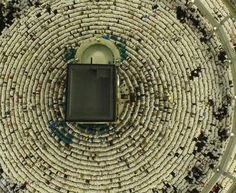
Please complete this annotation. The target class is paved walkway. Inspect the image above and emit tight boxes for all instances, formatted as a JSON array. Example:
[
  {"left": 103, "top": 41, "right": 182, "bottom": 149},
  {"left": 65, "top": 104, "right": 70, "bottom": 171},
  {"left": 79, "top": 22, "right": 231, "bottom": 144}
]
[{"left": 194, "top": 1, "right": 236, "bottom": 193}]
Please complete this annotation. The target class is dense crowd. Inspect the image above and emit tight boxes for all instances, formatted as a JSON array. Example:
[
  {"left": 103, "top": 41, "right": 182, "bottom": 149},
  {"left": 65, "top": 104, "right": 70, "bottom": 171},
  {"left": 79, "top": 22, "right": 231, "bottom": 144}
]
[{"left": 0, "top": 0, "right": 235, "bottom": 193}]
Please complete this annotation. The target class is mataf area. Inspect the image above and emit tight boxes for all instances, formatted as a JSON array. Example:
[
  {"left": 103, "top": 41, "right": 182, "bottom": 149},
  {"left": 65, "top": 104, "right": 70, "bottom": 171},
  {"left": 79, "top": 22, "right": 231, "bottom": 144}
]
[{"left": 0, "top": 0, "right": 236, "bottom": 193}]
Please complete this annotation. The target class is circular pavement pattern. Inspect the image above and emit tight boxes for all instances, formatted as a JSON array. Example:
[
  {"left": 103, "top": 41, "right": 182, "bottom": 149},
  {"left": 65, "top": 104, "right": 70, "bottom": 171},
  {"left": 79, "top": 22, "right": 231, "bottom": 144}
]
[{"left": 0, "top": 0, "right": 235, "bottom": 193}]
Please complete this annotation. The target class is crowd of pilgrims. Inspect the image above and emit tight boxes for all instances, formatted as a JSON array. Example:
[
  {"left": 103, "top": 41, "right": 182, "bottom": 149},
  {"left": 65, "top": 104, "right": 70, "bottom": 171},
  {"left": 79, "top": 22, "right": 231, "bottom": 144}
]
[{"left": 0, "top": 0, "right": 233, "bottom": 193}]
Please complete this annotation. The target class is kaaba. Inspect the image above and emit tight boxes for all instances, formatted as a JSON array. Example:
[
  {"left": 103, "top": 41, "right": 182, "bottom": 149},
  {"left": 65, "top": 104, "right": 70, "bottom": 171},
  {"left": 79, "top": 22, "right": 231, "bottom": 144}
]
[{"left": 65, "top": 63, "right": 117, "bottom": 122}]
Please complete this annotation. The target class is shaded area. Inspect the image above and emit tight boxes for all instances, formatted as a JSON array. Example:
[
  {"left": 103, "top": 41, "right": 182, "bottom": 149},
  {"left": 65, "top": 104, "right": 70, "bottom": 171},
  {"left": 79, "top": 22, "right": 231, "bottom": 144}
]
[
  {"left": 185, "top": 165, "right": 205, "bottom": 184},
  {"left": 48, "top": 120, "right": 73, "bottom": 145},
  {"left": 176, "top": 6, "right": 188, "bottom": 22},
  {"left": 209, "top": 183, "right": 223, "bottom": 193},
  {"left": 27, "top": 0, "right": 41, "bottom": 7},
  {"left": 176, "top": 5, "right": 212, "bottom": 43},
  {"left": 115, "top": 42, "right": 128, "bottom": 61},
  {"left": 64, "top": 47, "right": 76, "bottom": 61},
  {"left": 0, "top": 164, "right": 28, "bottom": 192},
  {"left": 77, "top": 124, "right": 110, "bottom": 135},
  {"left": 0, "top": 1, "right": 21, "bottom": 35},
  {"left": 188, "top": 66, "right": 202, "bottom": 80},
  {"left": 102, "top": 34, "right": 128, "bottom": 61},
  {"left": 218, "top": 50, "right": 227, "bottom": 63},
  {"left": 213, "top": 94, "right": 232, "bottom": 121},
  {"left": 193, "top": 132, "right": 208, "bottom": 154}
]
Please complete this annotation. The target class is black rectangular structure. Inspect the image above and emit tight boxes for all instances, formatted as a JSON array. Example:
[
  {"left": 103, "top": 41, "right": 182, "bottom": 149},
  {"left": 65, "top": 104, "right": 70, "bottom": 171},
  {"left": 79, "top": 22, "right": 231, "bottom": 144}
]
[{"left": 65, "top": 63, "right": 117, "bottom": 122}]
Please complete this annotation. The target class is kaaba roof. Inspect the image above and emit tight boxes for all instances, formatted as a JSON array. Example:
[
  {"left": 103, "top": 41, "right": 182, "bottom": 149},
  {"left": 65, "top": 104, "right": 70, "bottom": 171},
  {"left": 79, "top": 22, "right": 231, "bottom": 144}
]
[{"left": 65, "top": 63, "right": 117, "bottom": 122}]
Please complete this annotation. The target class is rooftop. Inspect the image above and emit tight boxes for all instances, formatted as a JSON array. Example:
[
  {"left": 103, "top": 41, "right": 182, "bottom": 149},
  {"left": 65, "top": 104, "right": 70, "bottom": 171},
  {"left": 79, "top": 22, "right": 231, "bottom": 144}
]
[{"left": 65, "top": 63, "right": 117, "bottom": 122}]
